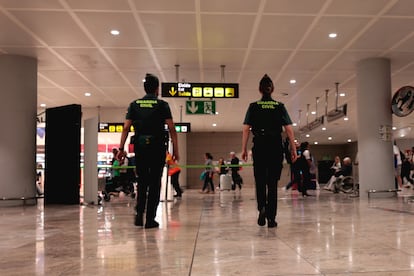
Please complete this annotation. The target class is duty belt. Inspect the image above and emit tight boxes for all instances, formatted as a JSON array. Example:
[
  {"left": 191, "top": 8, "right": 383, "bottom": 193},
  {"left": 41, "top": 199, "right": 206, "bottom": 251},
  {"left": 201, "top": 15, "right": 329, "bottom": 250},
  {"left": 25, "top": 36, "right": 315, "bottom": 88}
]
[
  {"left": 252, "top": 129, "right": 279, "bottom": 137},
  {"left": 136, "top": 135, "right": 161, "bottom": 146}
]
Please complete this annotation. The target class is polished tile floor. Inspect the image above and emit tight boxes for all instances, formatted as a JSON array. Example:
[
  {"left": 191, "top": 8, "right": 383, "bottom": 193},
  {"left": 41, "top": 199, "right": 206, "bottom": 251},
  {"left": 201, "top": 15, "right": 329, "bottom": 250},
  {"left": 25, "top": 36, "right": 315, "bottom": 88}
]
[{"left": 2, "top": 186, "right": 414, "bottom": 275}]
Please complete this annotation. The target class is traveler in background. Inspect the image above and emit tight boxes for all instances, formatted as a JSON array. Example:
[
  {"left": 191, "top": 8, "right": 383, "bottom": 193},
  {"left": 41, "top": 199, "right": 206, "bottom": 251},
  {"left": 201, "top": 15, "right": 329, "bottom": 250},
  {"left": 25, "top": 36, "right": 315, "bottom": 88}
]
[
  {"left": 230, "top": 151, "right": 242, "bottom": 190},
  {"left": 119, "top": 73, "right": 179, "bottom": 229},
  {"left": 331, "top": 157, "right": 353, "bottom": 193},
  {"left": 401, "top": 156, "right": 413, "bottom": 187},
  {"left": 323, "top": 155, "right": 341, "bottom": 191},
  {"left": 201, "top": 152, "right": 215, "bottom": 193},
  {"left": 394, "top": 141, "right": 403, "bottom": 189},
  {"left": 111, "top": 147, "right": 118, "bottom": 165},
  {"left": 242, "top": 74, "right": 297, "bottom": 228},
  {"left": 217, "top": 157, "right": 227, "bottom": 175},
  {"left": 324, "top": 157, "right": 351, "bottom": 192},
  {"left": 217, "top": 157, "right": 227, "bottom": 190},
  {"left": 118, "top": 149, "right": 129, "bottom": 193},
  {"left": 283, "top": 140, "right": 301, "bottom": 192},
  {"left": 110, "top": 147, "right": 119, "bottom": 179},
  {"left": 36, "top": 163, "right": 43, "bottom": 196},
  {"left": 166, "top": 152, "right": 183, "bottom": 198},
  {"left": 331, "top": 156, "right": 342, "bottom": 174},
  {"left": 297, "top": 142, "right": 312, "bottom": 197}
]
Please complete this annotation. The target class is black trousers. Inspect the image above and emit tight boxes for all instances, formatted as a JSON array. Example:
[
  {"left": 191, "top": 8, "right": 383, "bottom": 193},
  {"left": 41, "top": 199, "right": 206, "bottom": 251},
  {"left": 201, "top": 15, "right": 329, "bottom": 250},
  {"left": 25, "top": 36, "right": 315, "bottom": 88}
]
[
  {"left": 298, "top": 164, "right": 311, "bottom": 196},
  {"left": 170, "top": 171, "right": 182, "bottom": 195},
  {"left": 252, "top": 141, "right": 283, "bottom": 221},
  {"left": 135, "top": 143, "right": 166, "bottom": 221},
  {"left": 231, "top": 171, "right": 242, "bottom": 190},
  {"left": 202, "top": 173, "right": 214, "bottom": 191}
]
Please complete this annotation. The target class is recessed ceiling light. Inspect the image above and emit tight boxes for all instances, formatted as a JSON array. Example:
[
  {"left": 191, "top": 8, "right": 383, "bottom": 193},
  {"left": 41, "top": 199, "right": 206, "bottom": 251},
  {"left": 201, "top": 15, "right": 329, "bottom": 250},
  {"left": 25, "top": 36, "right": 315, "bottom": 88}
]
[
  {"left": 322, "top": 127, "right": 326, "bottom": 131},
  {"left": 339, "top": 93, "right": 346, "bottom": 97},
  {"left": 215, "top": 111, "right": 219, "bottom": 115},
  {"left": 344, "top": 117, "right": 349, "bottom": 121},
  {"left": 329, "top": 33, "right": 337, "bottom": 38},
  {"left": 311, "top": 111, "right": 316, "bottom": 115},
  {"left": 314, "top": 141, "right": 318, "bottom": 145},
  {"left": 292, "top": 123, "right": 297, "bottom": 127},
  {"left": 392, "top": 126, "right": 397, "bottom": 130},
  {"left": 40, "top": 103, "right": 46, "bottom": 107},
  {"left": 347, "top": 139, "right": 352, "bottom": 143},
  {"left": 110, "top": 29, "right": 120, "bottom": 36},
  {"left": 306, "top": 134, "right": 310, "bottom": 137},
  {"left": 85, "top": 92, "right": 91, "bottom": 97},
  {"left": 212, "top": 123, "right": 217, "bottom": 127},
  {"left": 328, "top": 137, "right": 332, "bottom": 140},
  {"left": 289, "top": 79, "right": 296, "bottom": 84}
]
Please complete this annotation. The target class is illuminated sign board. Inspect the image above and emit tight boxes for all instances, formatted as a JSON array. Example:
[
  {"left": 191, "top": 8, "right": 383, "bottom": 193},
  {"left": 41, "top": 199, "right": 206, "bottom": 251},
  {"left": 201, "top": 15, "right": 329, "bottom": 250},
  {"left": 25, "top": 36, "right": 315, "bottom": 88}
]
[
  {"left": 186, "top": 100, "right": 216, "bottom": 114},
  {"left": 175, "top": 122, "right": 191, "bottom": 133},
  {"left": 98, "top": 122, "right": 190, "bottom": 133},
  {"left": 98, "top": 123, "right": 134, "bottom": 133},
  {"left": 162, "top": 82, "right": 239, "bottom": 98}
]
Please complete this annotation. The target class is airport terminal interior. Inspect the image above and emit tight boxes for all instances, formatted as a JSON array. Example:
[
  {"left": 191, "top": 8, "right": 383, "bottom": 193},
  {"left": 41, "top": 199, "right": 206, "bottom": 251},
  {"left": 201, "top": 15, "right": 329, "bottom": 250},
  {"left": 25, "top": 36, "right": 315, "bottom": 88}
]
[
  {"left": 3, "top": 0, "right": 414, "bottom": 275},
  {"left": 2, "top": 187, "right": 414, "bottom": 275}
]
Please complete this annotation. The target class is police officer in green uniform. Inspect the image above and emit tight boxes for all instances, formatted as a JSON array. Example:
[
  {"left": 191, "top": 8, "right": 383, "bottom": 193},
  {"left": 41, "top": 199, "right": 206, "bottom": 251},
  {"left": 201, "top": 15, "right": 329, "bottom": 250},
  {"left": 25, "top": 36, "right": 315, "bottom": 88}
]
[
  {"left": 241, "top": 74, "right": 296, "bottom": 228},
  {"left": 119, "top": 73, "right": 179, "bottom": 229}
]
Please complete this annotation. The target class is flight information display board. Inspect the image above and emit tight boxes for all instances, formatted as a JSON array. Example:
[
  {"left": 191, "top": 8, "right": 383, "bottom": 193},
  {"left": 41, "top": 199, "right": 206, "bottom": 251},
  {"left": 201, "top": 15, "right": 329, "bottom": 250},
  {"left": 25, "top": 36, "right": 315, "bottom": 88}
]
[{"left": 162, "top": 82, "right": 239, "bottom": 98}]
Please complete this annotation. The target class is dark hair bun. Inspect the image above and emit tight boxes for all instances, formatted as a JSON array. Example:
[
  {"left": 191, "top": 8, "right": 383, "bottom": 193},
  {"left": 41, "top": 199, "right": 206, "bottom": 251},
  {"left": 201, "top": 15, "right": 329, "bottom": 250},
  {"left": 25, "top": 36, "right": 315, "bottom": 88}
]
[
  {"left": 144, "top": 73, "right": 159, "bottom": 93},
  {"left": 259, "top": 74, "right": 274, "bottom": 94}
]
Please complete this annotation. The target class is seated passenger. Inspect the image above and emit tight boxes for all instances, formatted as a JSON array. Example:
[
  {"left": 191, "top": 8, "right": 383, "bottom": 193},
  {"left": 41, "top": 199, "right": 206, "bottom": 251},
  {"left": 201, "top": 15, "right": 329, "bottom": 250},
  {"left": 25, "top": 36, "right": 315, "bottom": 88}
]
[
  {"left": 334, "top": 157, "right": 352, "bottom": 178},
  {"left": 401, "top": 157, "right": 413, "bottom": 187},
  {"left": 324, "top": 157, "right": 352, "bottom": 191}
]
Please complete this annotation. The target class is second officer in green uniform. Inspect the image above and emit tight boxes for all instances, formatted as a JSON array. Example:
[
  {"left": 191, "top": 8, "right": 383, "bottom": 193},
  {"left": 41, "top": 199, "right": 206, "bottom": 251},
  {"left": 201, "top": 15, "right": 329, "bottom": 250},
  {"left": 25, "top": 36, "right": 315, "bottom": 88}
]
[
  {"left": 242, "top": 74, "right": 297, "bottom": 228},
  {"left": 119, "top": 73, "right": 179, "bottom": 229}
]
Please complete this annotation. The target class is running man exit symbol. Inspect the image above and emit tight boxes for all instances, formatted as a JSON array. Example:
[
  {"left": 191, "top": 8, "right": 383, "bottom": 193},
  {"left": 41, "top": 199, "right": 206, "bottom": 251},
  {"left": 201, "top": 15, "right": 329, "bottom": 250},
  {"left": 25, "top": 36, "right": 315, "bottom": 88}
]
[{"left": 186, "top": 100, "right": 216, "bottom": 114}]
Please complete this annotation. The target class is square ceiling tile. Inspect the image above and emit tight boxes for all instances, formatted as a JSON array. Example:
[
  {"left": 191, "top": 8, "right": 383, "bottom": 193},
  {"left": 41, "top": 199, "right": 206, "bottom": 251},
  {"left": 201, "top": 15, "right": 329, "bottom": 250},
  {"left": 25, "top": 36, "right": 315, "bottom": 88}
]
[
  {"left": 141, "top": 13, "right": 197, "bottom": 48},
  {"left": 10, "top": 11, "right": 94, "bottom": 47},
  {"left": 75, "top": 12, "right": 146, "bottom": 47},
  {"left": 254, "top": 15, "right": 314, "bottom": 49},
  {"left": 201, "top": 14, "right": 256, "bottom": 48}
]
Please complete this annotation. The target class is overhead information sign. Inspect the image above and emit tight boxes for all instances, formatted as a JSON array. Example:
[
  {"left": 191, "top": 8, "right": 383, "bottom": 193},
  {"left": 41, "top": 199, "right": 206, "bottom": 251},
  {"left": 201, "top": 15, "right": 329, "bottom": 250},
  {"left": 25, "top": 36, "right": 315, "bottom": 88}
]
[
  {"left": 186, "top": 100, "right": 216, "bottom": 115},
  {"left": 99, "top": 122, "right": 190, "bottom": 133},
  {"left": 99, "top": 122, "right": 134, "bottom": 133},
  {"left": 162, "top": 82, "right": 239, "bottom": 98}
]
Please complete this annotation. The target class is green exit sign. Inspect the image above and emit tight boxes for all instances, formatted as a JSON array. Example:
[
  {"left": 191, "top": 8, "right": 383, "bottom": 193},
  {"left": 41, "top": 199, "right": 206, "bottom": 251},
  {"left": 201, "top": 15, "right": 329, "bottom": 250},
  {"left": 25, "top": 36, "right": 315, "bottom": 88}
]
[
  {"left": 186, "top": 100, "right": 216, "bottom": 115},
  {"left": 174, "top": 122, "right": 191, "bottom": 133}
]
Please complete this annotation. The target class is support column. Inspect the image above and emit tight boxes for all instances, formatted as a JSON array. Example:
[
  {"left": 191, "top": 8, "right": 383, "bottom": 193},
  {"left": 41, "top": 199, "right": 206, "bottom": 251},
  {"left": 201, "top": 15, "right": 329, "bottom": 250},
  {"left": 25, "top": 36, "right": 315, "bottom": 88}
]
[
  {"left": 356, "top": 58, "right": 394, "bottom": 195},
  {"left": 84, "top": 117, "right": 98, "bottom": 204},
  {"left": 0, "top": 55, "right": 37, "bottom": 205},
  {"left": 177, "top": 133, "right": 187, "bottom": 189}
]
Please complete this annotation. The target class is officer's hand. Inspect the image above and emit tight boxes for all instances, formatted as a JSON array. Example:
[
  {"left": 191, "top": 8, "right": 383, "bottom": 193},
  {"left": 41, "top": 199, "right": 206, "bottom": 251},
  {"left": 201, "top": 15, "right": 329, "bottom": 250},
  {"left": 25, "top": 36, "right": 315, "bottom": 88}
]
[{"left": 241, "top": 150, "right": 248, "bottom": 162}]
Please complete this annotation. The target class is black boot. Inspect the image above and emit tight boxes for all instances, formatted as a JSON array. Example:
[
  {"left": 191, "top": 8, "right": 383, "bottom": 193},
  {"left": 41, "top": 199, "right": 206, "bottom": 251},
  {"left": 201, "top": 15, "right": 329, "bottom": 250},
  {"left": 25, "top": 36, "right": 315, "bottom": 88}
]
[
  {"left": 145, "top": 220, "right": 159, "bottom": 229},
  {"left": 134, "top": 213, "right": 143, "bottom": 227},
  {"left": 257, "top": 207, "right": 266, "bottom": 226},
  {"left": 267, "top": 219, "right": 278, "bottom": 228}
]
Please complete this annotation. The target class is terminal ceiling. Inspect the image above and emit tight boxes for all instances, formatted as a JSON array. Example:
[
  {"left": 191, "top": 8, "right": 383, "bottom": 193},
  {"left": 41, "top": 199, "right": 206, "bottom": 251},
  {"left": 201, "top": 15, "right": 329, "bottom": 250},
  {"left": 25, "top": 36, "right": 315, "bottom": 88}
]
[{"left": 1, "top": 0, "right": 414, "bottom": 144}]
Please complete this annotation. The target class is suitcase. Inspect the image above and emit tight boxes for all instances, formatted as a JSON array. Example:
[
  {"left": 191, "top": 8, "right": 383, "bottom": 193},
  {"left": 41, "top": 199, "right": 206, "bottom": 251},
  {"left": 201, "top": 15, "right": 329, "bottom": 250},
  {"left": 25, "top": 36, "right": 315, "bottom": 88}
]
[{"left": 220, "top": 174, "right": 233, "bottom": 191}]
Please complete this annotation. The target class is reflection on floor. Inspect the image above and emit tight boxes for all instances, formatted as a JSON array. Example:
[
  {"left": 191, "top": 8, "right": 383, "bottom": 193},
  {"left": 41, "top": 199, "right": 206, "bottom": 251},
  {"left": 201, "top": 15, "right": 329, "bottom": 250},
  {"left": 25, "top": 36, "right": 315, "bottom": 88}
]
[{"left": 2, "top": 187, "right": 414, "bottom": 275}]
